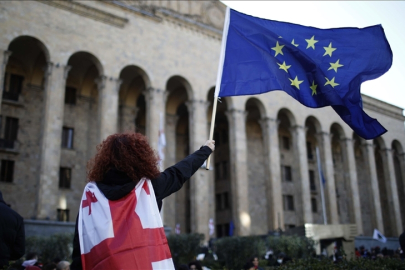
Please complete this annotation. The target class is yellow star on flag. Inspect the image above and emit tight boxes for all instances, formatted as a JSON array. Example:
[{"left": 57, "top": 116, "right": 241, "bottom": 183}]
[
  {"left": 305, "top": 35, "right": 318, "bottom": 49},
  {"left": 271, "top": 41, "right": 285, "bottom": 56},
  {"left": 291, "top": 39, "right": 299, "bottom": 47},
  {"left": 310, "top": 81, "right": 318, "bottom": 95},
  {"left": 328, "top": 59, "right": 344, "bottom": 72},
  {"left": 324, "top": 77, "right": 339, "bottom": 88},
  {"left": 323, "top": 42, "right": 336, "bottom": 57},
  {"left": 289, "top": 76, "right": 304, "bottom": 90},
  {"left": 277, "top": 61, "right": 291, "bottom": 73}
]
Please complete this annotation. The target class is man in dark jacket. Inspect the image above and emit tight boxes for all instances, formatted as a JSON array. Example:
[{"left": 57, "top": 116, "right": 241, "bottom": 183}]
[{"left": 0, "top": 190, "right": 25, "bottom": 268}]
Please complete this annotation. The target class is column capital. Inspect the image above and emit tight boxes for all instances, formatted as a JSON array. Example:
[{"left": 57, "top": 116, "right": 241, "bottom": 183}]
[
  {"left": 225, "top": 108, "right": 248, "bottom": 123},
  {"left": 290, "top": 124, "right": 307, "bottom": 136},
  {"left": 258, "top": 117, "right": 279, "bottom": 130},
  {"left": 165, "top": 113, "right": 179, "bottom": 126},
  {"left": 144, "top": 86, "right": 167, "bottom": 102},
  {"left": 341, "top": 137, "right": 354, "bottom": 143},
  {"left": 185, "top": 99, "right": 210, "bottom": 111},
  {"left": 2, "top": 50, "right": 12, "bottom": 65},
  {"left": 316, "top": 131, "right": 333, "bottom": 143},
  {"left": 44, "top": 62, "right": 71, "bottom": 78},
  {"left": 95, "top": 75, "right": 107, "bottom": 90}
]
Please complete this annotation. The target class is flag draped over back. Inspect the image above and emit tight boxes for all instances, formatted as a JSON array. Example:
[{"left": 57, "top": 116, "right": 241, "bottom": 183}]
[
  {"left": 215, "top": 8, "right": 392, "bottom": 140},
  {"left": 78, "top": 180, "right": 174, "bottom": 270}
]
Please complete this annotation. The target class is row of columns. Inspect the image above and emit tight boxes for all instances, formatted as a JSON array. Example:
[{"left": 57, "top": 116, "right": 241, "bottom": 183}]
[{"left": 1, "top": 48, "right": 403, "bottom": 237}]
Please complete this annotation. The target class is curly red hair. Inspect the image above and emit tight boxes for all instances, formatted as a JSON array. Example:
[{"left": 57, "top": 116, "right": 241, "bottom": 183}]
[{"left": 87, "top": 132, "right": 161, "bottom": 183}]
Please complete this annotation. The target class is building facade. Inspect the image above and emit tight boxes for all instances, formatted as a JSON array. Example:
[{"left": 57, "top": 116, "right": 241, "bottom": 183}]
[{"left": 0, "top": 0, "right": 404, "bottom": 242}]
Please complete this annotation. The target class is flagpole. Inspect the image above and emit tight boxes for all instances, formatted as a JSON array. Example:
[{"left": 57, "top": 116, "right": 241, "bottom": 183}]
[
  {"left": 206, "top": 98, "right": 218, "bottom": 170},
  {"left": 205, "top": 6, "right": 230, "bottom": 170},
  {"left": 316, "top": 147, "right": 327, "bottom": 225}
]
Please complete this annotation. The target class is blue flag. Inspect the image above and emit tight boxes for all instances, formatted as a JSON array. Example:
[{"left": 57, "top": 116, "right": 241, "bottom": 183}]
[
  {"left": 215, "top": 8, "right": 392, "bottom": 140},
  {"left": 228, "top": 220, "right": 235, "bottom": 236}
]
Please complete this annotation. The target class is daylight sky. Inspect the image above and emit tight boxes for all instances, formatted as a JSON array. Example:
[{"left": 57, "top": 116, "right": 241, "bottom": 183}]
[{"left": 221, "top": 1, "right": 405, "bottom": 113}]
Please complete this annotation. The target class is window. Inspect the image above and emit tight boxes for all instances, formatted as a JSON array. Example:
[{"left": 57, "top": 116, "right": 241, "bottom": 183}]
[
  {"left": 282, "top": 136, "right": 290, "bottom": 150},
  {"left": 311, "top": 198, "right": 317, "bottom": 213},
  {"left": 216, "top": 193, "right": 221, "bottom": 211},
  {"left": 59, "top": 167, "right": 72, "bottom": 189},
  {"left": 283, "top": 195, "right": 294, "bottom": 211},
  {"left": 282, "top": 166, "right": 292, "bottom": 181},
  {"left": 0, "top": 160, "right": 15, "bottom": 183},
  {"left": 64, "top": 87, "right": 77, "bottom": 105},
  {"left": 216, "top": 192, "right": 230, "bottom": 211},
  {"left": 215, "top": 162, "right": 221, "bottom": 180},
  {"left": 307, "top": 142, "right": 313, "bottom": 160},
  {"left": 221, "top": 161, "right": 228, "bottom": 179},
  {"left": 61, "top": 127, "right": 74, "bottom": 149},
  {"left": 3, "top": 73, "right": 24, "bottom": 101},
  {"left": 1, "top": 117, "right": 19, "bottom": 148},
  {"left": 309, "top": 170, "right": 316, "bottom": 191},
  {"left": 223, "top": 192, "right": 229, "bottom": 209},
  {"left": 57, "top": 208, "right": 70, "bottom": 222}
]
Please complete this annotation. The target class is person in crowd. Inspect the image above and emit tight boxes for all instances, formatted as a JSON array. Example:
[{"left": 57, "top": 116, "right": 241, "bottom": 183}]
[
  {"left": 70, "top": 132, "right": 214, "bottom": 270},
  {"left": 273, "top": 252, "right": 290, "bottom": 267},
  {"left": 0, "top": 190, "right": 25, "bottom": 269},
  {"left": 176, "top": 264, "right": 189, "bottom": 270},
  {"left": 25, "top": 267, "right": 41, "bottom": 270},
  {"left": 42, "top": 263, "right": 57, "bottom": 270},
  {"left": 188, "top": 260, "right": 203, "bottom": 270},
  {"left": 249, "top": 256, "right": 263, "bottom": 270},
  {"left": 56, "top": 261, "right": 70, "bottom": 270},
  {"left": 21, "top": 252, "right": 42, "bottom": 269},
  {"left": 400, "top": 230, "right": 405, "bottom": 260}
]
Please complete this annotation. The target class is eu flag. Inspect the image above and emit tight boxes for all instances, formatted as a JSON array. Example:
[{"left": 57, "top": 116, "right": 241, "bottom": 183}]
[{"left": 215, "top": 8, "right": 392, "bottom": 140}]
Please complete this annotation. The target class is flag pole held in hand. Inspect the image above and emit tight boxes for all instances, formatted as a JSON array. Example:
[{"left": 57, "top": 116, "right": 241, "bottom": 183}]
[{"left": 206, "top": 7, "right": 230, "bottom": 170}]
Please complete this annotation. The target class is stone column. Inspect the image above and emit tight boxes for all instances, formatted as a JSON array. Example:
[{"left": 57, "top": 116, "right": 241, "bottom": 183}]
[
  {"left": 364, "top": 142, "right": 384, "bottom": 233},
  {"left": 318, "top": 132, "right": 339, "bottom": 224},
  {"left": 186, "top": 99, "right": 211, "bottom": 241},
  {"left": 384, "top": 148, "right": 402, "bottom": 235},
  {"left": 162, "top": 114, "right": 178, "bottom": 229},
  {"left": 144, "top": 87, "right": 166, "bottom": 149},
  {"left": 292, "top": 125, "right": 312, "bottom": 224},
  {"left": 259, "top": 117, "right": 284, "bottom": 230},
  {"left": 36, "top": 63, "right": 71, "bottom": 219},
  {"left": 225, "top": 109, "right": 250, "bottom": 235},
  {"left": 343, "top": 138, "right": 363, "bottom": 234},
  {"left": 0, "top": 50, "right": 12, "bottom": 112},
  {"left": 96, "top": 76, "right": 122, "bottom": 142}
]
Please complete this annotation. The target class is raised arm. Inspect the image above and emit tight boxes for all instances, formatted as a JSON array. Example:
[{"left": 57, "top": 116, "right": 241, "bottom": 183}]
[{"left": 152, "top": 140, "right": 215, "bottom": 210}]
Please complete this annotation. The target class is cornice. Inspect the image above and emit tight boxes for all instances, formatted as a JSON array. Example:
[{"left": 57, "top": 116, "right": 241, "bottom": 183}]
[
  {"left": 362, "top": 94, "right": 405, "bottom": 121},
  {"left": 155, "top": 8, "right": 222, "bottom": 40},
  {"left": 36, "top": 0, "right": 129, "bottom": 28}
]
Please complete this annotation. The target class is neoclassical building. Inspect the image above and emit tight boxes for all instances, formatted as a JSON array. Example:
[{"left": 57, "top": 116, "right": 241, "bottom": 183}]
[{"left": 0, "top": 0, "right": 404, "bottom": 242}]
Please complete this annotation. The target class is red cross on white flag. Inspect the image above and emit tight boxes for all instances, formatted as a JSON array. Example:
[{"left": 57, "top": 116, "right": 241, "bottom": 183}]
[{"left": 78, "top": 180, "right": 174, "bottom": 270}]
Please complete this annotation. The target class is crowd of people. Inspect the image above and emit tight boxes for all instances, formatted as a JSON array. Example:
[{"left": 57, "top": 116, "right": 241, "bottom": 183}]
[
  {"left": 355, "top": 245, "right": 403, "bottom": 260},
  {"left": 6, "top": 253, "right": 70, "bottom": 270}
]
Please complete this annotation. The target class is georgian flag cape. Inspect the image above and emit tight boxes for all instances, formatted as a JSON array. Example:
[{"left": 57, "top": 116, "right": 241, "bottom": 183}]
[{"left": 78, "top": 179, "right": 174, "bottom": 270}]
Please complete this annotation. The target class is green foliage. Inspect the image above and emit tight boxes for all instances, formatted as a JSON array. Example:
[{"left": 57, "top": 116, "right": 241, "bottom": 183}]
[
  {"left": 25, "top": 233, "right": 73, "bottom": 264},
  {"left": 267, "top": 257, "right": 405, "bottom": 270},
  {"left": 266, "top": 235, "right": 316, "bottom": 259},
  {"left": 214, "top": 236, "right": 266, "bottom": 270},
  {"left": 167, "top": 233, "right": 204, "bottom": 266}
]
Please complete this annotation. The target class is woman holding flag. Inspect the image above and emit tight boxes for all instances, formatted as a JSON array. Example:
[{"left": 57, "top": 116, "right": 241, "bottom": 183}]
[{"left": 71, "top": 132, "right": 214, "bottom": 270}]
